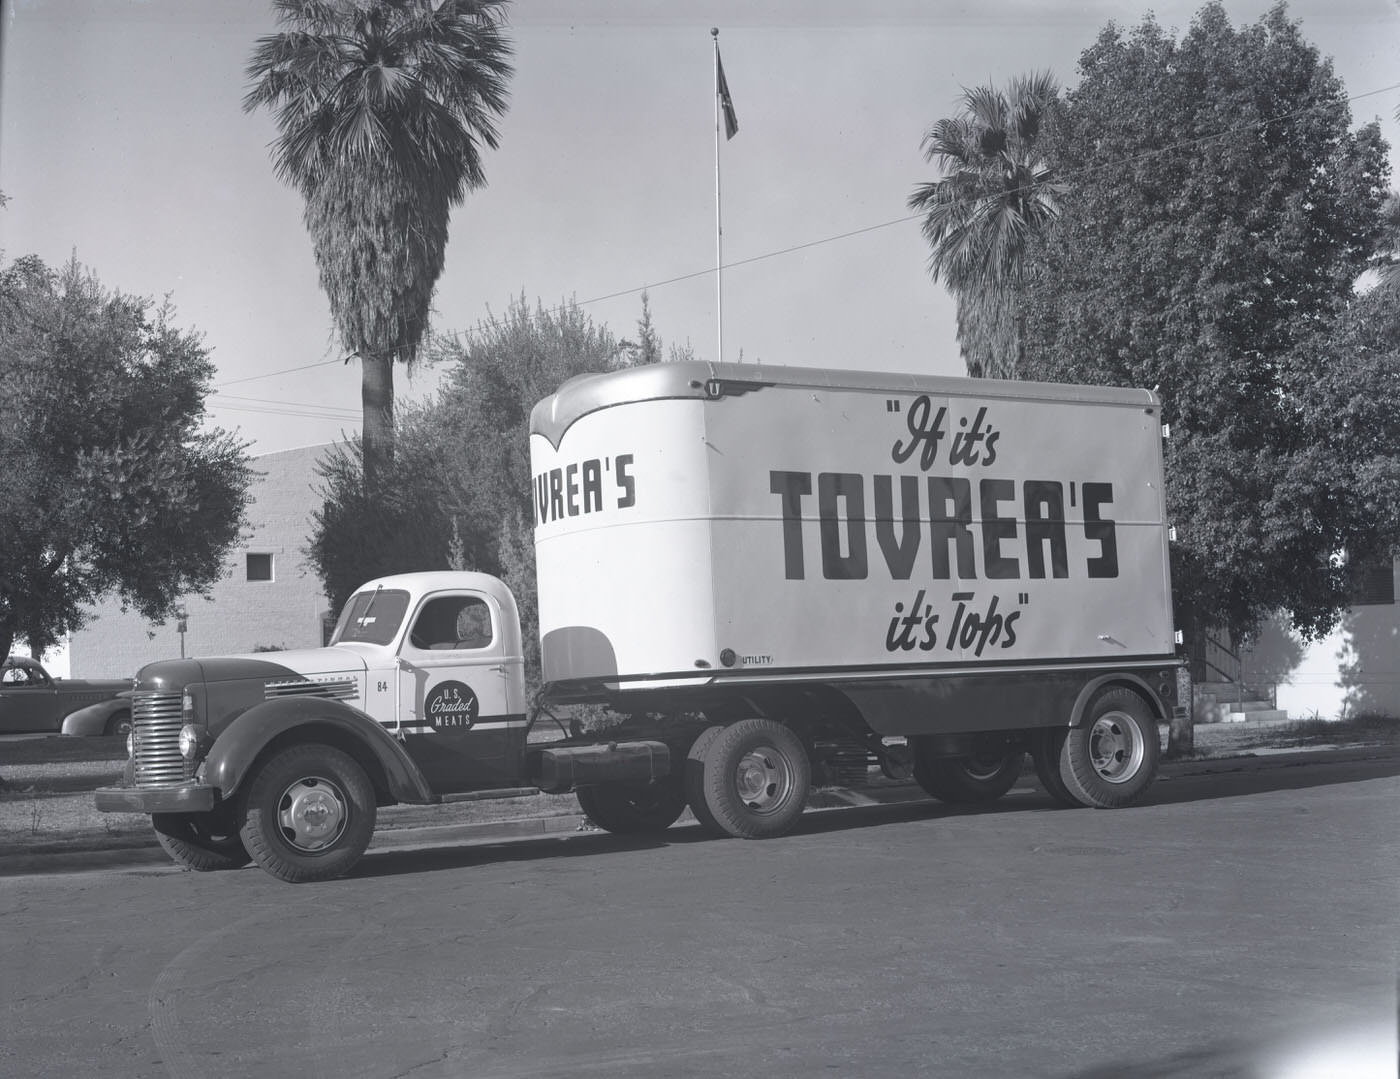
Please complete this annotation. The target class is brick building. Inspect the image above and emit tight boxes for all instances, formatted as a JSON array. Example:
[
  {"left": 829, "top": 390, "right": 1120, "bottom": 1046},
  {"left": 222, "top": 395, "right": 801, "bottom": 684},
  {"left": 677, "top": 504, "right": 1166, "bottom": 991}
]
[{"left": 68, "top": 444, "right": 334, "bottom": 679}]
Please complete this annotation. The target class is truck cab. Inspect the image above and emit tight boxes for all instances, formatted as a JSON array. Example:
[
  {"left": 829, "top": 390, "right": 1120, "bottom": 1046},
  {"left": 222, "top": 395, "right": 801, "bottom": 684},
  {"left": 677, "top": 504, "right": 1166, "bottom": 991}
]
[
  {"left": 96, "top": 573, "right": 540, "bottom": 879},
  {"left": 330, "top": 571, "right": 529, "bottom": 790}
]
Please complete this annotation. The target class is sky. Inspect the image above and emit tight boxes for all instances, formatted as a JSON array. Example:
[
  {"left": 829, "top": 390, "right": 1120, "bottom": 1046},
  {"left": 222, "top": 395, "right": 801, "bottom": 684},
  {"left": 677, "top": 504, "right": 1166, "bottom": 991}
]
[{"left": 2, "top": 0, "right": 1398, "bottom": 458}]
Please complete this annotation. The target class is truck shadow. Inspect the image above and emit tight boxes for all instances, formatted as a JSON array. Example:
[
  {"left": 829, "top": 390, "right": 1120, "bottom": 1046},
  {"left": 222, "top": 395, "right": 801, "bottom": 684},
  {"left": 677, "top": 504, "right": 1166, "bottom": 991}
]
[{"left": 353, "top": 750, "right": 1398, "bottom": 880}]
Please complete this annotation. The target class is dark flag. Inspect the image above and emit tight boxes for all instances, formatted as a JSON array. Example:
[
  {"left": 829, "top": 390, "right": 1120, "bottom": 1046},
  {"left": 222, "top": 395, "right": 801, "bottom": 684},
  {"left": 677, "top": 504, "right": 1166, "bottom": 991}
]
[{"left": 716, "top": 48, "right": 738, "bottom": 139}]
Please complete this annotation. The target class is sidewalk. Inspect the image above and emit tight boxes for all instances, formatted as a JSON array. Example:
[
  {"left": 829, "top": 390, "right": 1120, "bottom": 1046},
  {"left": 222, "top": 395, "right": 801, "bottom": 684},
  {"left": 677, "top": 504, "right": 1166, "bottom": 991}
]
[{"left": 1, "top": 744, "right": 1393, "bottom": 878}]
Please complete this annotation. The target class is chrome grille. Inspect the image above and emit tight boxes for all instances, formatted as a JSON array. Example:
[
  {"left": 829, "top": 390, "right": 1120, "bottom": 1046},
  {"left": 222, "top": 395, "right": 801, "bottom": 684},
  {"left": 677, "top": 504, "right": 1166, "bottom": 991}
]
[
  {"left": 132, "top": 691, "right": 187, "bottom": 787},
  {"left": 264, "top": 677, "right": 358, "bottom": 702}
]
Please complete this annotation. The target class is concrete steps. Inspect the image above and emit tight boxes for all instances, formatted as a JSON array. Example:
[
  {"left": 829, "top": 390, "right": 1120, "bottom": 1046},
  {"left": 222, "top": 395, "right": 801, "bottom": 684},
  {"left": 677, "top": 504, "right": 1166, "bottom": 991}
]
[{"left": 1193, "top": 682, "right": 1289, "bottom": 725}]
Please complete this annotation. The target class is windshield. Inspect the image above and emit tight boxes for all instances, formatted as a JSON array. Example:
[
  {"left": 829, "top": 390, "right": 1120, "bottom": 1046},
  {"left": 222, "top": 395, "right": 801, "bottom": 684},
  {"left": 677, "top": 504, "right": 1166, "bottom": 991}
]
[{"left": 330, "top": 588, "right": 411, "bottom": 646}]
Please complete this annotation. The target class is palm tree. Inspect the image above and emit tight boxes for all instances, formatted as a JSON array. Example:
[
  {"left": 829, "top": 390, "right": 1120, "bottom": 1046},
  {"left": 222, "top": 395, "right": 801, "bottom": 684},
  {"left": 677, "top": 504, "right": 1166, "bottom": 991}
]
[
  {"left": 244, "top": 0, "right": 513, "bottom": 488},
  {"left": 908, "top": 72, "right": 1061, "bottom": 379}
]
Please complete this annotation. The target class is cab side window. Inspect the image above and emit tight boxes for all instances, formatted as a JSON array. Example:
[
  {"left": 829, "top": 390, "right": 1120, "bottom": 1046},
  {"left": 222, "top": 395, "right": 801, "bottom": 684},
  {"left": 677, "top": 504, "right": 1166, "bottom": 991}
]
[{"left": 408, "top": 596, "right": 495, "bottom": 651}]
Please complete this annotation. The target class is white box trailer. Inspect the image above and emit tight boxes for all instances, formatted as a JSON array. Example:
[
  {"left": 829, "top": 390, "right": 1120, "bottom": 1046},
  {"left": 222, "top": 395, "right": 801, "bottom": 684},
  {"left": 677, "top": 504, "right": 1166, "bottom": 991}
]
[
  {"left": 97, "top": 362, "right": 1182, "bottom": 883},
  {"left": 531, "top": 361, "right": 1178, "bottom": 739}
]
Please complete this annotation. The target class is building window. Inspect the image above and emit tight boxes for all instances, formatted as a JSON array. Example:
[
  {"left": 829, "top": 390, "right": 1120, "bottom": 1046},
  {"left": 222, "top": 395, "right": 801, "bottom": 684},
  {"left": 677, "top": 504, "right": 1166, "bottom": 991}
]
[{"left": 246, "top": 553, "right": 274, "bottom": 582}]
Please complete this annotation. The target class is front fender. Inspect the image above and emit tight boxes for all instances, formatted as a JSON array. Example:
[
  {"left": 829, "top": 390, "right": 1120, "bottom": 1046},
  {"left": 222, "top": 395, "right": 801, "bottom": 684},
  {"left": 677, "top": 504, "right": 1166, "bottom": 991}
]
[
  {"left": 61, "top": 696, "right": 130, "bottom": 737},
  {"left": 201, "top": 697, "right": 436, "bottom": 805}
]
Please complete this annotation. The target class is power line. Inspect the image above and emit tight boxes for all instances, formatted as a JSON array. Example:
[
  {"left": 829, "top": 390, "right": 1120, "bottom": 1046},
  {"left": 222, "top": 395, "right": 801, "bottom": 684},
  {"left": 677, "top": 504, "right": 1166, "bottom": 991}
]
[
  {"left": 209, "top": 395, "right": 361, "bottom": 422},
  {"left": 216, "top": 358, "right": 343, "bottom": 389},
  {"left": 214, "top": 393, "right": 359, "bottom": 418},
  {"left": 217, "top": 79, "right": 1400, "bottom": 383}
]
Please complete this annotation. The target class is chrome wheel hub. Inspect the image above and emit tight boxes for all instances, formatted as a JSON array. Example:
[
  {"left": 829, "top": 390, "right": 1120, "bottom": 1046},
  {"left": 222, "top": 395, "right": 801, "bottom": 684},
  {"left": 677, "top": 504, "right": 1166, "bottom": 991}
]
[
  {"left": 1089, "top": 713, "right": 1145, "bottom": 784},
  {"left": 735, "top": 747, "right": 794, "bottom": 814},
  {"left": 277, "top": 777, "right": 348, "bottom": 852}
]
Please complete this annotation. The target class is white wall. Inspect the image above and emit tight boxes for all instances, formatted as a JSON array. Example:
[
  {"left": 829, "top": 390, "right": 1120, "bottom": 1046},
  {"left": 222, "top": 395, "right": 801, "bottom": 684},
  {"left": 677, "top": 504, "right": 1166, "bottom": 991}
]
[
  {"left": 68, "top": 444, "right": 334, "bottom": 679},
  {"left": 1241, "top": 558, "right": 1399, "bottom": 720}
]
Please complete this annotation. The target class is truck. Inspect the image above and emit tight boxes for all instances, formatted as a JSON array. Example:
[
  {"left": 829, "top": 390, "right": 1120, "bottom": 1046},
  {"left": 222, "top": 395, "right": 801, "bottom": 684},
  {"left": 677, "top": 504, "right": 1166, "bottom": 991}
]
[{"left": 96, "top": 361, "right": 1183, "bottom": 883}]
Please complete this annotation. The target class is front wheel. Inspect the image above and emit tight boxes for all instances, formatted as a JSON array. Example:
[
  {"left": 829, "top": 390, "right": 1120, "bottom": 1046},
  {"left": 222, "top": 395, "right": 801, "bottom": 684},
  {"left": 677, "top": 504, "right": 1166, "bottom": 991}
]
[
  {"left": 576, "top": 779, "right": 687, "bottom": 835},
  {"left": 105, "top": 710, "right": 133, "bottom": 738},
  {"left": 152, "top": 811, "right": 251, "bottom": 872},
  {"left": 1058, "top": 688, "right": 1160, "bottom": 808},
  {"left": 693, "top": 719, "right": 810, "bottom": 839},
  {"left": 239, "top": 744, "right": 376, "bottom": 883}
]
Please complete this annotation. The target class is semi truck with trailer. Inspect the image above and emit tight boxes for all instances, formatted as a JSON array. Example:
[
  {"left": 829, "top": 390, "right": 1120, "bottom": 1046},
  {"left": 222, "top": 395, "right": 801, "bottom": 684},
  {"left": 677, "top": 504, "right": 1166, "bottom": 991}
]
[{"left": 96, "top": 362, "right": 1182, "bottom": 883}]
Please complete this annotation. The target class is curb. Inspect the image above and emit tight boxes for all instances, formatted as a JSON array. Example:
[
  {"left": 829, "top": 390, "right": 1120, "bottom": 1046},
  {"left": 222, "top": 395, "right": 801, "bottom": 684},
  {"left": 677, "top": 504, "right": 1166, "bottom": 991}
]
[{"left": 1, "top": 744, "right": 1393, "bottom": 878}]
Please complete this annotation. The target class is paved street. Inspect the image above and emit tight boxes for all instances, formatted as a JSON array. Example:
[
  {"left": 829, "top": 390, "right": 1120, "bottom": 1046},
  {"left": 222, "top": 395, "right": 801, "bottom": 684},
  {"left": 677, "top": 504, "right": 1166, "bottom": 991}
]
[{"left": 2, "top": 751, "right": 1396, "bottom": 1079}]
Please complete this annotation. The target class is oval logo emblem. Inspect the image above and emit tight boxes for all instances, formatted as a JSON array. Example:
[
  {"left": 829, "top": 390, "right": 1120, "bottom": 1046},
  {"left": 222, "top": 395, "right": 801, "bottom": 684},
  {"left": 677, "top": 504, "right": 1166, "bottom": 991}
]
[{"left": 424, "top": 681, "right": 479, "bottom": 730}]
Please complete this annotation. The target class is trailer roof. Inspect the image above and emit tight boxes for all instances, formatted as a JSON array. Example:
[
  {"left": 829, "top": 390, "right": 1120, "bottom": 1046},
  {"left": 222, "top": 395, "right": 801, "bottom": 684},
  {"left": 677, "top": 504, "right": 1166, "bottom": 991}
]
[{"left": 530, "top": 361, "right": 1160, "bottom": 448}]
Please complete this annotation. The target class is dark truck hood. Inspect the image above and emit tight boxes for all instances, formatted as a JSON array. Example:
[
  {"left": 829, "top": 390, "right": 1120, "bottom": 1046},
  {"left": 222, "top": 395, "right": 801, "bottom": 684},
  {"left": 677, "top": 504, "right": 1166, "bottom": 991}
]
[{"left": 136, "top": 647, "right": 368, "bottom": 691}]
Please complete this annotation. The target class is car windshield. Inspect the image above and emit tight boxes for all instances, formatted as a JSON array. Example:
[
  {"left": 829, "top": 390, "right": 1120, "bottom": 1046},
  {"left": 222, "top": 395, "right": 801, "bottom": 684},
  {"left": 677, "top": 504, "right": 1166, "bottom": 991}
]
[{"left": 330, "top": 588, "right": 410, "bottom": 646}]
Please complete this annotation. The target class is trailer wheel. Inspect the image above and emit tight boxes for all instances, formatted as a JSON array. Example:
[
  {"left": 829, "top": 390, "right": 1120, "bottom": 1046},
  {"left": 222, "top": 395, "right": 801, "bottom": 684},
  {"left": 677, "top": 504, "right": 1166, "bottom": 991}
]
[
  {"left": 152, "top": 811, "right": 251, "bottom": 872},
  {"left": 239, "top": 743, "right": 376, "bottom": 883},
  {"left": 912, "top": 744, "right": 1025, "bottom": 804},
  {"left": 1031, "top": 728, "right": 1082, "bottom": 808},
  {"left": 1058, "top": 688, "right": 1160, "bottom": 808},
  {"left": 695, "top": 719, "right": 810, "bottom": 839},
  {"left": 576, "top": 779, "right": 687, "bottom": 835}
]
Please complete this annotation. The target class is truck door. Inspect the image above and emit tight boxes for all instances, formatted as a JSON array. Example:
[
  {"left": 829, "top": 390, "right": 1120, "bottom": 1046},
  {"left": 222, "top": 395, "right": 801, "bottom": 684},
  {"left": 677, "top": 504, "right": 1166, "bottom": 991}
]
[{"left": 396, "top": 591, "right": 522, "bottom": 793}]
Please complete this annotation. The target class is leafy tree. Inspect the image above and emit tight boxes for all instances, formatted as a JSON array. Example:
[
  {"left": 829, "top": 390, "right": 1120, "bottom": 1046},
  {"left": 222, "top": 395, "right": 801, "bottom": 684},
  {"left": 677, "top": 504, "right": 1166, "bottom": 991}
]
[
  {"left": 305, "top": 434, "right": 456, "bottom": 613},
  {"left": 244, "top": 0, "right": 514, "bottom": 491},
  {"left": 908, "top": 72, "right": 1062, "bottom": 378},
  {"left": 307, "top": 296, "right": 650, "bottom": 650},
  {"left": 1300, "top": 280, "right": 1400, "bottom": 565},
  {"left": 620, "top": 290, "right": 663, "bottom": 365},
  {"left": 1007, "top": 3, "right": 1393, "bottom": 750},
  {"left": 1373, "top": 192, "right": 1400, "bottom": 288},
  {"left": 0, "top": 255, "right": 253, "bottom": 663}
]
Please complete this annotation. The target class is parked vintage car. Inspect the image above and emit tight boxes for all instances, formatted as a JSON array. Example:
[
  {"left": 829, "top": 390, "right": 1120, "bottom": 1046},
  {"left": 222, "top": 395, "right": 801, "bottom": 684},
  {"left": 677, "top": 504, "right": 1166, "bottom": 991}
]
[{"left": 0, "top": 656, "right": 131, "bottom": 736}]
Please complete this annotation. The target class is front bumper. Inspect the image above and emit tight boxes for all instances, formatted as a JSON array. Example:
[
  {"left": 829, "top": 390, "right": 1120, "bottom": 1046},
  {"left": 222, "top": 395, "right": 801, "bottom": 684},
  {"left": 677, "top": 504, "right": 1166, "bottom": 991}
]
[{"left": 94, "top": 784, "right": 218, "bottom": 814}]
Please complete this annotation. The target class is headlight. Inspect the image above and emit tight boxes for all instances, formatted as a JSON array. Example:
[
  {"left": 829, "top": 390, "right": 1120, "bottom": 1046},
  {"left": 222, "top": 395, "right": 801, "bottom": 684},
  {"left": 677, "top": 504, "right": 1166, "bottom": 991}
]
[
  {"left": 126, "top": 731, "right": 135, "bottom": 758},
  {"left": 179, "top": 724, "right": 200, "bottom": 760}
]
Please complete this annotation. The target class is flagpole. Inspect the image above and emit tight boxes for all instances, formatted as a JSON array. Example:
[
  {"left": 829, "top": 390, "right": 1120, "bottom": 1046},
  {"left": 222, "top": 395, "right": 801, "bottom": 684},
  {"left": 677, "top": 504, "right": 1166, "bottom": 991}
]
[{"left": 711, "top": 27, "right": 724, "bottom": 366}]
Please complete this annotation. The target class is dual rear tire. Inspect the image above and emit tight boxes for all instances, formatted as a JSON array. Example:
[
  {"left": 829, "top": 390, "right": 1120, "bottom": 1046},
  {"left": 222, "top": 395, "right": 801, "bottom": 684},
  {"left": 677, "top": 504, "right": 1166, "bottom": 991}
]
[
  {"left": 575, "top": 778, "right": 688, "bottom": 834},
  {"left": 912, "top": 744, "right": 1025, "bottom": 805},
  {"left": 685, "top": 720, "right": 811, "bottom": 839},
  {"left": 572, "top": 720, "right": 814, "bottom": 841}
]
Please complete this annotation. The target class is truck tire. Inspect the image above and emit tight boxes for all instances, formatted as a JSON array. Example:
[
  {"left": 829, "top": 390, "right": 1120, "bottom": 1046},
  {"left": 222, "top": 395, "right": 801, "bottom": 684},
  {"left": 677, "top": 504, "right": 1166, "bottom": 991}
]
[
  {"left": 576, "top": 779, "right": 687, "bottom": 835},
  {"left": 694, "top": 719, "right": 810, "bottom": 839},
  {"left": 239, "top": 743, "right": 376, "bottom": 883},
  {"left": 683, "top": 725, "right": 727, "bottom": 836},
  {"left": 1031, "top": 728, "right": 1082, "bottom": 808},
  {"left": 912, "top": 745, "right": 1025, "bottom": 804},
  {"left": 152, "top": 811, "right": 251, "bottom": 872},
  {"left": 1058, "top": 687, "right": 1160, "bottom": 808},
  {"left": 105, "top": 709, "right": 133, "bottom": 738}
]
